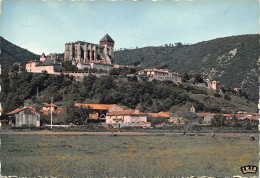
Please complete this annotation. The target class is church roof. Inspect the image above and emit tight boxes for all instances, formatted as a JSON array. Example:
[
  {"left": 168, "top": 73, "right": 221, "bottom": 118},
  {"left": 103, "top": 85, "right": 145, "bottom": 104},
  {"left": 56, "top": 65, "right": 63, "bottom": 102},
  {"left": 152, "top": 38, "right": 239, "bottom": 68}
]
[
  {"left": 100, "top": 34, "right": 114, "bottom": 43},
  {"left": 74, "top": 41, "right": 86, "bottom": 44}
]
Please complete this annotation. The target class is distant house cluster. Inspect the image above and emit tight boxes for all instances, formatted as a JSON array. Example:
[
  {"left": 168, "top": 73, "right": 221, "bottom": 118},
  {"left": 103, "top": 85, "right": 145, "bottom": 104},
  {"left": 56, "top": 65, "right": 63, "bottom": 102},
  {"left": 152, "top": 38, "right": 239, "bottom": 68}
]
[
  {"left": 138, "top": 69, "right": 182, "bottom": 82},
  {"left": 5, "top": 103, "right": 259, "bottom": 128},
  {"left": 25, "top": 34, "right": 183, "bottom": 83},
  {"left": 24, "top": 34, "right": 220, "bottom": 88}
]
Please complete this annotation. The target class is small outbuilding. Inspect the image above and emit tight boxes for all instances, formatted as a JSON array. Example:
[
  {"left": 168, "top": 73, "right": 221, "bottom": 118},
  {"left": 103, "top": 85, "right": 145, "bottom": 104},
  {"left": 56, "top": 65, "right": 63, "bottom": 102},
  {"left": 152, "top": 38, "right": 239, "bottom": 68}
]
[
  {"left": 196, "top": 112, "right": 214, "bottom": 125},
  {"left": 7, "top": 106, "right": 41, "bottom": 127},
  {"left": 170, "top": 111, "right": 200, "bottom": 125}
]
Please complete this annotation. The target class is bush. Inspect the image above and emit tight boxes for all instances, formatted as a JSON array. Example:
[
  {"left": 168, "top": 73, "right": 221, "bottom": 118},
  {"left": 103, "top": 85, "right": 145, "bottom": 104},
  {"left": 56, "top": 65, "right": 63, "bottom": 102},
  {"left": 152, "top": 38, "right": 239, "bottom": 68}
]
[
  {"left": 214, "top": 93, "right": 222, "bottom": 98},
  {"left": 224, "top": 94, "right": 231, "bottom": 100}
]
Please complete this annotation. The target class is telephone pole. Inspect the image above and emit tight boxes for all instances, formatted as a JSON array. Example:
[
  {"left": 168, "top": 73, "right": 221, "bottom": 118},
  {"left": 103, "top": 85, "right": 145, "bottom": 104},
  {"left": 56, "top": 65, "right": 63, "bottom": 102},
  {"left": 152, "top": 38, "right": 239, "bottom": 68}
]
[
  {"left": 37, "top": 87, "right": 39, "bottom": 99},
  {"left": 51, "top": 97, "right": 53, "bottom": 129}
]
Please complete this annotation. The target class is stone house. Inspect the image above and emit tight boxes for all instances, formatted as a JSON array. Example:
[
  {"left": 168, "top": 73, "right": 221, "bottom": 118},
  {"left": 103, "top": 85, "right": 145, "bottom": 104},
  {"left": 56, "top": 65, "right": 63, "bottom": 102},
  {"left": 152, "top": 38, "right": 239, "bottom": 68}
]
[
  {"left": 40, "top": 103, "right": 62, "bottom": 115},
  {"left": 169, "top": 111, "right": 200, "bottom": 125},
  {"left": 196, "top": 112, "right": 214, "bottom": 125},
  {"left": 77, "top": 62, "right": 91, "bottom": 70},
  {"left": 90, "top": 61, "right": 114, "bottom": 71},
  {"left": 26, "top": 60, "right": 61, "bottom": 74},
  {"left": 138, "top": 68, "right": 181, "bottom": 82},
  {"left": 205, "top": 79, "right": 217, "bottom": 90},
  {"left": 105, "top": 109, "right": 149, "bottom": 128},
  {"left": 171, "top": 72, "right": 182, "bottom": 82},
  {"left": 75, "top": 103, "right": 124, "bottom": 123},
  {"left": 7, "top": 106, "right": 41, "bottom": 127}
]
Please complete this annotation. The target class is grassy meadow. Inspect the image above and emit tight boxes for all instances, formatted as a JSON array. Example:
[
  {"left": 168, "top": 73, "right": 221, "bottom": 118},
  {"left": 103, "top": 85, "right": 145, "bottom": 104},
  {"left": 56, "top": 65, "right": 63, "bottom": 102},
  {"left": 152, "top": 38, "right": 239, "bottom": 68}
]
[{"left": 0, "top": 133, "right": 258, "bottom": 177}]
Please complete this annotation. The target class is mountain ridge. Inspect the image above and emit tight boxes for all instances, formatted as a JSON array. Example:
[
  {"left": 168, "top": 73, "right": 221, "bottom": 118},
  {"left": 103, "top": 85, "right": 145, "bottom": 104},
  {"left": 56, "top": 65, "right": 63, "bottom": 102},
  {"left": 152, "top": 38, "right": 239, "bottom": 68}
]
[
  {"left": 0, "top": 37, "right": 39, "bottom": 68},
  {"left": 114, "top": 34, "right": 259, "bottom": 102},
  {"left": 0, "top": 34, "right": 259, "bottom": 102}
]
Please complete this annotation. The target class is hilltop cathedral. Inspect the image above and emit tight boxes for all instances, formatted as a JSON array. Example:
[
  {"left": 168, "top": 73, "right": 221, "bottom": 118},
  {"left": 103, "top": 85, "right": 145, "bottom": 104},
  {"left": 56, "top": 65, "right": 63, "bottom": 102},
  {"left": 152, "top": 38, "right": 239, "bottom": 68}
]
[{"left": 64, "top": 34, "right": 114, "bottom": 64}]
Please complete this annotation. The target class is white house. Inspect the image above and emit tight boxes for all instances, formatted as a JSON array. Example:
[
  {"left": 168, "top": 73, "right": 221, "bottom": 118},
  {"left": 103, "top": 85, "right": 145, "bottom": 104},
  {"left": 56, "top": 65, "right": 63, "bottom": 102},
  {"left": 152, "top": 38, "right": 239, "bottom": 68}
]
[{"left": 105, "top": 109, "right": 149, "bottom": 128}]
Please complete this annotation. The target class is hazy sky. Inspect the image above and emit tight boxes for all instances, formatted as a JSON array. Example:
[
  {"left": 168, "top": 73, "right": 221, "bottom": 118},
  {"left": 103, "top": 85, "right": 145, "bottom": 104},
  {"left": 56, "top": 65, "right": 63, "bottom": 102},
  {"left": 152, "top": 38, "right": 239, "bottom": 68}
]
[{"left": 0, "top": 0, "right": 258, "bottom": 55}]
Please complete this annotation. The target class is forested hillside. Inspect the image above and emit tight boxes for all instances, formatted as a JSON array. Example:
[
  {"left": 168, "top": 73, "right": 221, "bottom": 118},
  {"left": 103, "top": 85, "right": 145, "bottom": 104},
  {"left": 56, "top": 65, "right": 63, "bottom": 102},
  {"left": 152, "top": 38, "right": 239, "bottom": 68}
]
[
  {"left": 0, "top": 37, "right": 39, "bottom": 68},
  {"left": 0, "top": 68, "right": 257, "bottom": 114},
  {"left": 114, "top": 34, "right": 259, "bottom": 102}
]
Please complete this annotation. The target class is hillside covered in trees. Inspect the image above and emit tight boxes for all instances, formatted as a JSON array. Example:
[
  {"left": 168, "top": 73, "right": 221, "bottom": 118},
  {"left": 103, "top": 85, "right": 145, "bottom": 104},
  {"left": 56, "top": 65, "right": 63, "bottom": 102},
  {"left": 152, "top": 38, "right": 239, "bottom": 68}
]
[
  {"left": 0, "top": 37, "right": 39, "bottom": 68},
  {"left": 0, "top": 35, "right": 258, "bottom": 103},
  {"left": 0, "top": 67, "right": 257, "bottom": 114},
  {"left": 114, "top": 34, "right": 259, "bottom": 102}
]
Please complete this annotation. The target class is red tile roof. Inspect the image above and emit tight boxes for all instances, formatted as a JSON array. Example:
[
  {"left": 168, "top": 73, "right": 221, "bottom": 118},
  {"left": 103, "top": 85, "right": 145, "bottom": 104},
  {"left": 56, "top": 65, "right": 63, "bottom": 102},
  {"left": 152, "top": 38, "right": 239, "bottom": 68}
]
[
  {"left": 248, "top": 116, "right": 259, "bottom": 120},
  {"left": 196, "top": 113, "right": 211, "bottom": 117},
  {"left": 43, "top": 104, "right": 58, "bottom": 108},
  {"left": 252, "top": 113, "right": 260, "bottom": 116},
  {"left": 223, "top": 114, "right": 245, "bottom": 117},
  {"left": 7, "top": 106, "right": 39, "bottom": 115},
  {"left": 107, "top": 110, "right": 146, "bottom": 116},
  {"left": 75, "top": 103, "right": 116, "bottom": 110},
  {"left": 147, "top": 112, "right": 170, "bottom": 118}
]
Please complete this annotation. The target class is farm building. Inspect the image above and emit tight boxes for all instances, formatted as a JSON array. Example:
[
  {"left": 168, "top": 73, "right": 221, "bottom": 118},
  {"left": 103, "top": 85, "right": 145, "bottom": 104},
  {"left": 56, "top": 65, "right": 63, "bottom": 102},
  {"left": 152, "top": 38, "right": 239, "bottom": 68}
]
[
  {"left": 196, "top": 113, "right": 214, "bottom": 125},
  {"left": 7, "top": 106, "right": 41, "bottom": 127},
  {"left": 40, "top": 103, "right": 63, "bottom": 115},
  {"left": 105, "top": 109, "right": 150, "bottom": 128},
  {"left": 147, "top": 112, "right": 170, "bottom": 119},
  {"left": 75, "top": 103, "right": 125, "bottom": 123},
  {"left": 169, "top": 111, "right": 200, "bottom": 125}
]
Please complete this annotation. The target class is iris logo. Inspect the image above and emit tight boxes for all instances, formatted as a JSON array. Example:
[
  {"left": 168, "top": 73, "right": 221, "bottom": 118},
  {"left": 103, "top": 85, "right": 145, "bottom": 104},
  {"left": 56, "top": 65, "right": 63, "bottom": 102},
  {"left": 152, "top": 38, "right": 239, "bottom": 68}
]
[{"left": 240, "top": 165, "right": 258, "bottom": 174}]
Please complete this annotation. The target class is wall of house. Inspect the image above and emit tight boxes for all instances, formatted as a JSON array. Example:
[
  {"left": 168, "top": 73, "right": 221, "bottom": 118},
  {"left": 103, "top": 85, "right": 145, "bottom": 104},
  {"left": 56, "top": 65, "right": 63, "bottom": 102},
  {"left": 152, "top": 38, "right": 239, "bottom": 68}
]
[
  {"left": 15, "top": 110, "right": 40, "bottom": 127},
  {"left": 77, "top": 63, "right": 91, "bottom": 70},
  {"left": 90, "top": 63, "right": 113, "bottom": 71},
  {"left": 106, "top": 115, "right": 147, "bottom": 124},
  {"left": 26, "top": 62, "right": 61, "bottom": 74},
  {"left": 202, "top": 114, "right": 214, "bottom": 124},
  {"left": 42, "top": 106, "right": 56, "bottom": 111}
]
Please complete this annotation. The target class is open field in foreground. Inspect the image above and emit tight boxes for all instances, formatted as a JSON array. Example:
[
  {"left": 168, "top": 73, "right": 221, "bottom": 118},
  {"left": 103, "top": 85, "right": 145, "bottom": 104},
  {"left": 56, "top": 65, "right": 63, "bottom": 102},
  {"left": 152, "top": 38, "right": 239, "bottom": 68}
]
[{"left": 0, "top": 133, "right": 258, "bottom": 177}]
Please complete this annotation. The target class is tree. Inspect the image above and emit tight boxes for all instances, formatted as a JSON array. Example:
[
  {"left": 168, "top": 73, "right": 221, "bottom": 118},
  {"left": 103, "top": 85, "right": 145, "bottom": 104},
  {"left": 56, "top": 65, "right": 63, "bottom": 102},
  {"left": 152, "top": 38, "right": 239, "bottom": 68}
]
[
  {"left": 149, "top": 117, "right": 168, "bottom": 127},
  {"left": 170, "top": 111, "right": 200, "bottom": 134},
  {"left": 62, "top": 61, "right": 78, "bottom": 72},
  {"left": 231, "top": 115, "right": 240, "bottom": 127},
  {"left": 212, "top": 114, "right": 226, "bottom": 127},
  {"left": 63, "top": 102, "right": 91, "bottom": 125},
  {"left": 224, "top": 94, "right": 231, "bottom": 100},
  {"left": 181, "top": 73, "right": 190, "bottom": 82},
  {"left": 194, "top": 73, "right": 204, "bottom": 83}
]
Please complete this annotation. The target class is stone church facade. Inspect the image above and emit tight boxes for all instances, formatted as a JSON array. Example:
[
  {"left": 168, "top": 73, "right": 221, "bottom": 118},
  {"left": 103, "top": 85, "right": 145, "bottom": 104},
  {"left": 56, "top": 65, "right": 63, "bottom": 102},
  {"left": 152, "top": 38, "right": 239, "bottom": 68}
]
[{"left": 64, "top": 34, "right": 114, "bottom": 64}]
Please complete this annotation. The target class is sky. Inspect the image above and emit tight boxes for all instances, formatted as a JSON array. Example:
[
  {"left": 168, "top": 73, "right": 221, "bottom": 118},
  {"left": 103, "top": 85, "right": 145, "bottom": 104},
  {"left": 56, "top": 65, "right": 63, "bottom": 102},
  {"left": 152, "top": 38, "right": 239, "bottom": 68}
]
[{"left": 0, "top": 0, "right": 259, "bottom": 55}]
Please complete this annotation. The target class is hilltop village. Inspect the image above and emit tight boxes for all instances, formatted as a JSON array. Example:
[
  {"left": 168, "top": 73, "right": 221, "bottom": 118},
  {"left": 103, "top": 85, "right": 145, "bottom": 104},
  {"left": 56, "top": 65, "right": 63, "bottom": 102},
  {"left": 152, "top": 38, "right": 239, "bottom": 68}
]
[
  {"left": 25, "top": 34, "right": 216, "bottom": 89},
  {"left": 1, "top": 34, "right": 258, "bottom": 130}
]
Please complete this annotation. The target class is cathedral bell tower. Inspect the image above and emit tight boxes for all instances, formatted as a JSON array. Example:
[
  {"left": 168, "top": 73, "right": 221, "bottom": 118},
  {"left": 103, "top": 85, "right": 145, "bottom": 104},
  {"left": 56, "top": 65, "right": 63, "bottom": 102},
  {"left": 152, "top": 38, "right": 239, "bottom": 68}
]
[{"left": 99, "top": 34, "right": 114, "bottom": 64}]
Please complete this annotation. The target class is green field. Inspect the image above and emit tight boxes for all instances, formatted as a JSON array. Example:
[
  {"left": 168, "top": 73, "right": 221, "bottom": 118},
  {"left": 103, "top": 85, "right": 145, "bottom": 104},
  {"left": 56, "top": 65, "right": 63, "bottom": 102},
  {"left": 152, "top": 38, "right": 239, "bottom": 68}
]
[{"left": 0, "top": 133, "right": 258, "bottom": 177}]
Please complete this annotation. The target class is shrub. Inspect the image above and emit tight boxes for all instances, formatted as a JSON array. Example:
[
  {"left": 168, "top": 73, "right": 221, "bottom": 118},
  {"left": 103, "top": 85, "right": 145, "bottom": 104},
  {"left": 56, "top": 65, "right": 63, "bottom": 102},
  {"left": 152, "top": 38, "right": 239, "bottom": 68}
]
[
  {"left": 224, "top": 94, "right": 231, "bottom": 100},
  {"left": 214, "top": 93, "right": 222, "bottom": 98}
]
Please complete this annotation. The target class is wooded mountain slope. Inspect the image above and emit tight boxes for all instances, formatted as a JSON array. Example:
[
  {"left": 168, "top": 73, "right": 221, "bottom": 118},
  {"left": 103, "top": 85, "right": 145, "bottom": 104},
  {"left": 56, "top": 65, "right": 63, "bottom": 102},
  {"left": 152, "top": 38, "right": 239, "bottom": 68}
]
[
  {"left": 114, "top": 34, "right": 259, "bottom": 102},
  {"left": 0, "top": 37, "right": 39, "bottom": 68},
  {"left": 0, "top": 70, "right": 257, "bottom": 114}
]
